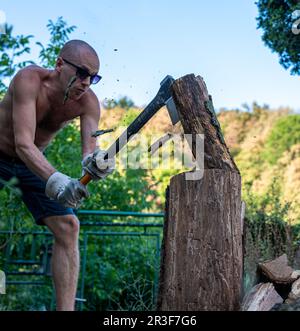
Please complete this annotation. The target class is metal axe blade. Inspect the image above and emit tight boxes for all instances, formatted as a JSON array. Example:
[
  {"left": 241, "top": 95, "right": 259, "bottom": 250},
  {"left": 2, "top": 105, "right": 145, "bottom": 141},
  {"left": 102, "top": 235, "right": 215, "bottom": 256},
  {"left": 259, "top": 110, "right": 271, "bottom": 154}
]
[
  {"left": 159, "top": 75, "right": 180, "bottom": 126},
  {"left": 166, "top": 97, "right": 180, "bottom": 125}
]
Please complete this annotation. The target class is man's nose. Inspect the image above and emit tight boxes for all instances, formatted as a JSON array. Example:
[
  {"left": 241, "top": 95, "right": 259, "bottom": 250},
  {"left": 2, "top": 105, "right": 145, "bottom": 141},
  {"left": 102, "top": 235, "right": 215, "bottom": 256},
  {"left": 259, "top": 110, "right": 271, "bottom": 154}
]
[{"left": 81, "top": 76, "right": 91, "bottom": 87}]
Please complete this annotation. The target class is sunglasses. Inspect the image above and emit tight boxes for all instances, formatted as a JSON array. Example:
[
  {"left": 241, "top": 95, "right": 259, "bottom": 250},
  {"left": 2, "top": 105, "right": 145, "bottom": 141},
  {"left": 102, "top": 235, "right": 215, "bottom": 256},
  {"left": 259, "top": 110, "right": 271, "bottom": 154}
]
[{"left": 62, "top": 58, "right": 102, "bottom": 85}]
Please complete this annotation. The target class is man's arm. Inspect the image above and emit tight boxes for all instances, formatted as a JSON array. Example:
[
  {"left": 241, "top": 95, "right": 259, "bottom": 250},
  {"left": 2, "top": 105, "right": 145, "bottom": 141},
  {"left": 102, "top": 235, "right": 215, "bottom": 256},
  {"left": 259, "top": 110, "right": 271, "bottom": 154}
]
[
  {"left": 80, "top": 95, "right": 115, "bottom": 181},
  {"left": 12, "top": 69, "right": 57, "bottom": 181},
  {"left": 80, "top": 93, "right": 101, "bottom": 159}
]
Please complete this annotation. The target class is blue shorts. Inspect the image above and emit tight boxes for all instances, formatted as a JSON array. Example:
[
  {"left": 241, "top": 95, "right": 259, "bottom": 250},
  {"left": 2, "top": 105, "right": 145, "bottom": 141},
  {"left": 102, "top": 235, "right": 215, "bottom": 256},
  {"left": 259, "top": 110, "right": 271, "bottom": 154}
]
[{"left": 0, "top": 151, "right": 75, "bottom": 226}]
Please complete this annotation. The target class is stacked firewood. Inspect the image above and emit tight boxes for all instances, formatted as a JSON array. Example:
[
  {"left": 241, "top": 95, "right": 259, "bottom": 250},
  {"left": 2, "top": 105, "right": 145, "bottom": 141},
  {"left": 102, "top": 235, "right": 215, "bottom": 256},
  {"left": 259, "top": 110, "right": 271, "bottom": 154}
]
[{"left": 241, "top": 254, "right": 300, "bottom": 311}]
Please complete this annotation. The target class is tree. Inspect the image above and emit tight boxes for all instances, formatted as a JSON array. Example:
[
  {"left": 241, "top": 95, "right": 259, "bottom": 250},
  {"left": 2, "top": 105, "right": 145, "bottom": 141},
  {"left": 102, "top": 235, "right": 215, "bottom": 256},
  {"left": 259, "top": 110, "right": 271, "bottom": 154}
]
[
  {"left": 103, "top": 96, "right": 135, "bottom": 110},
  {"left": 0, "top": 17, "right": 76, "bottom": 98},
  {"left": 36, "top": 17, "right": 76, "bottom": 68},
  {"left": 0, "top": 24, "right": 34, "bottom": 97},
  {"left": 256, "top": 0, "right": 300, "bottom": 75}
]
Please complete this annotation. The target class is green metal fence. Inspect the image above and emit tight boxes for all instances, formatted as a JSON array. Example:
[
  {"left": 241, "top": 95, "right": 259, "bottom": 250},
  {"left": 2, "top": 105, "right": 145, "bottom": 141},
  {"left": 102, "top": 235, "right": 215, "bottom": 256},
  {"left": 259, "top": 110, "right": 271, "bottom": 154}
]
[{"left": 0, "top": 210, "right": 164, "bottom": 311}]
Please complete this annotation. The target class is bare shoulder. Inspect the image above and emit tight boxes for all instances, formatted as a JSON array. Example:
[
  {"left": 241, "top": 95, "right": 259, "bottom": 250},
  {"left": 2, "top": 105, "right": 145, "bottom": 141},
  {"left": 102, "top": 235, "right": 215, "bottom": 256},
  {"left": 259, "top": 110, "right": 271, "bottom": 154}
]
[
  {"left": 79, "top": 89, "right": 101, "bottom": 115},
  {"left": 11, "top": 65, "right": 45, "bottom": 95}
]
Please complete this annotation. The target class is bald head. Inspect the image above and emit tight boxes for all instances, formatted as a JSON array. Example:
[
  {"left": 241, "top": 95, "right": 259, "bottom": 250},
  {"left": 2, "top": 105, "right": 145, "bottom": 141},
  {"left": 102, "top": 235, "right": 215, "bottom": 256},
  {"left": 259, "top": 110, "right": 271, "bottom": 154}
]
[
  {"left": 59, "top": 40, "right": 98, "bottom": 60},
  {"left": 59, "top": 39, "right": 100, "bottom": 67}
]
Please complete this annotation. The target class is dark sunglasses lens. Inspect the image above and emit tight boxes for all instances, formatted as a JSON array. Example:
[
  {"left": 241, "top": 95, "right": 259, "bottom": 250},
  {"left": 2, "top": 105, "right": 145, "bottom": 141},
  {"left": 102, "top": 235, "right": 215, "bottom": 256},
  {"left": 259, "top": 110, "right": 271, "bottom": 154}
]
[
  {"left": 77, "top": 67, "right": 89, "bottom": 80},
  {"left": 91, "top": 75, "right": 102, "bottom": 84}
]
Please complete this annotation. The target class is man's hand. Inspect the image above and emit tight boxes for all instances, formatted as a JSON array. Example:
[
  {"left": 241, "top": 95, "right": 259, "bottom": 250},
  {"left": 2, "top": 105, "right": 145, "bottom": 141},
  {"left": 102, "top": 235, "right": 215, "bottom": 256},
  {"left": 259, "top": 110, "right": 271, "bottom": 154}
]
[
  {"left": 45, "top": 172, "right": 89, "bottom": 208},
  {"left": 82, "top": 148, "right": 115, "bottom": 181}
]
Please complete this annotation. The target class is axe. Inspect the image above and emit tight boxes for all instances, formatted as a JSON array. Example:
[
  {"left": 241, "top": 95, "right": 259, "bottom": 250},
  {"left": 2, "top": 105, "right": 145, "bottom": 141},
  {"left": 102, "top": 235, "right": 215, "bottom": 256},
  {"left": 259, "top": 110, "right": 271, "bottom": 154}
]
[{"left": 79, "top": 75, "right": 180, "bottom": 185}]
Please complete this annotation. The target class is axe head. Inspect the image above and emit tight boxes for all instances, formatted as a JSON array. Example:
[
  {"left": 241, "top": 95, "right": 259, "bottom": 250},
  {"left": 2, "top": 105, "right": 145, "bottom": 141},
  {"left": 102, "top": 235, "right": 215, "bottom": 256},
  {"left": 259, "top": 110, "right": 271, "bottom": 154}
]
[
  {"left": 166, "top": 96, "right": 180, "bottom": 125},
  {"left": 159, "top": 75, "right": 180, "bottom": 126}
]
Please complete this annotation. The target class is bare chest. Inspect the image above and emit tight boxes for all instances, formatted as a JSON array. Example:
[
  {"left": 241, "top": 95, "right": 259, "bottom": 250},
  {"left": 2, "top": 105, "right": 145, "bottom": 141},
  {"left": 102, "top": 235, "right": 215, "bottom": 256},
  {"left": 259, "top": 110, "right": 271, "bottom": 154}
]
[{"left": 36, "top": 95, "right": 81, "bottom": 133}]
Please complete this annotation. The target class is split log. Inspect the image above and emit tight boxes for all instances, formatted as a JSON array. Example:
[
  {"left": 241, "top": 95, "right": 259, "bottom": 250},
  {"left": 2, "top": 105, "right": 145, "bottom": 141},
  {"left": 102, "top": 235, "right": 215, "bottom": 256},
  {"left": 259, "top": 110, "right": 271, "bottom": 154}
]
[
  {"left": 258, "top": 254, "right": 297, "bottom": 284},
  {"left": 156, "top": 74, "right": 243, "bottom": 311},
  {"left": 286, "top": 278, "right": 300, "bottom": 304},
  {"left": 241, "top": 283, "right": 283, "bottom": 311}
]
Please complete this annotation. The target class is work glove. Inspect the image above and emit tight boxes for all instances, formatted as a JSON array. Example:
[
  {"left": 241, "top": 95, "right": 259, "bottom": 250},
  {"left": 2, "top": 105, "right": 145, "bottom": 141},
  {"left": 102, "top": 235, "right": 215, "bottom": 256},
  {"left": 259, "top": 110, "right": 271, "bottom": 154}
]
[
  {"left": 82, "top": 148, "right": 115, "bottom": 181},
  {"left": 45, "top": 172, "right": 89, "bottom": 209}
]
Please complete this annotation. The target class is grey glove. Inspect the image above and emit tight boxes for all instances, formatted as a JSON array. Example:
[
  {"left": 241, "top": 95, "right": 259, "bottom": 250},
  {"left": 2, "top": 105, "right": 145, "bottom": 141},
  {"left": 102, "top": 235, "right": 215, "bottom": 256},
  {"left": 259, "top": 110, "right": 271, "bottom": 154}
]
[
  {"left": 82, "top": 148, "right": 115, "bottom": 181},
  {"left": 45, "top": 172, "right": 89, "bottom": 208}
]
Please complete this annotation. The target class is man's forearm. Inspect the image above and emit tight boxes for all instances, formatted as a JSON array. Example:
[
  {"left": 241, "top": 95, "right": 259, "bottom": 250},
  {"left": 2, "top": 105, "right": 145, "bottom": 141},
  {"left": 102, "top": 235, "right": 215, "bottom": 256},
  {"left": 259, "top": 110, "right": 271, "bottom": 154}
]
[
  {"left": 82, "top": 142, "right": 97, "bottom": 160},
  {"left": 16, "top": 144, "right": 57, "bottom": 181}
]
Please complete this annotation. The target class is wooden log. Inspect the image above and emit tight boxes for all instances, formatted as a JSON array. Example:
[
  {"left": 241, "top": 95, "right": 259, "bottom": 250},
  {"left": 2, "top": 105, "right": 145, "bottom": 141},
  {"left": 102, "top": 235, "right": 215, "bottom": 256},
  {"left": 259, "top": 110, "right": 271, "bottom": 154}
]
[
  {"left": 156, "top": 74, "right": 243, "bottom": 310},
  {"left": 241, "top": 283, "right": 283, "bottom": 311},
  {"left": 258, "top": 254, "right": 296, "bottom": 284},
  {"left": 156, "top": 170, "right": 242, "bottom": 310},
  {"left": 286, "top": 278, "right": 300, "bottom": 304},
  {"left": 170, "top": 73, "right": 239, "bottom": 172}
]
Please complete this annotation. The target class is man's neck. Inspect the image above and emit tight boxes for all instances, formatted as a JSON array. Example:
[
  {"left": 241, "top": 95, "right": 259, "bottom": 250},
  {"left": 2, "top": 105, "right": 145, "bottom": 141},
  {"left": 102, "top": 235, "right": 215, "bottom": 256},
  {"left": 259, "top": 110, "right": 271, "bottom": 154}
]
[{"left": 46, "top": 70, "right": 68, "bottom": 106}]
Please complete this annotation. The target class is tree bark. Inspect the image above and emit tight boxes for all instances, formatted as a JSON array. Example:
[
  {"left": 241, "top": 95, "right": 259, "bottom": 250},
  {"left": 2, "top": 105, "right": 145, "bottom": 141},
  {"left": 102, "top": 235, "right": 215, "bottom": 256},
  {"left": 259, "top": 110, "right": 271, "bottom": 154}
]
[
  {"left": 156, "top": 74, "right": 243, "bottom": 311},
  {"left": 170, "top": 74, "right": 239, "bottom": 172}
]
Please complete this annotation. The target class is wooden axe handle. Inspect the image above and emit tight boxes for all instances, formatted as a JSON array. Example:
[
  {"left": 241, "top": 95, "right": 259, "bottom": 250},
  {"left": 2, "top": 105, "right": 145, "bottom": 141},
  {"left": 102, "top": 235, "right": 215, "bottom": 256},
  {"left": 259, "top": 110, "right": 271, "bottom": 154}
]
[
  {"left": 79, "top": 75, "right": 175, "bottom": 186},
  {"left": 80, "top": 173, "right": 92, "bottom": 185}
]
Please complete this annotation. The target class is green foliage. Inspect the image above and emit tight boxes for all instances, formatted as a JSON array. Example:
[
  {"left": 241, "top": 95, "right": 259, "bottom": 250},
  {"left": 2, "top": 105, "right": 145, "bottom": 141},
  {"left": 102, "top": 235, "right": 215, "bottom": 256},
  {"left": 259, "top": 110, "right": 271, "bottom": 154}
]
[
  {"left": 102, "top": 98, "right": 117, "bottom": 110},
  {"left": 0, "top": 24, "right": 34, "bottom": 96},
  {"left": 36, "top": 17, "right": 76, "bottom": 68},
  {"left": 117, "top": 96, "right": 135, "bottom": 109},
  {"left": 252, "top": 101, "right": 270, "bottom": 118},
  {"left": 243, "top": 179, "right": 295, "bottom": 292},
  {"left": 0, "top": 177, "right": 34, "bottom": 233},
  {"left": 264, "top": 114, "right": 300, "bottom": 164},
  {"left": 103, "top": 96, "right": 135, "bottom": 110},
  {"left": 256, "top": 0, "right": 300, "bottom": 75},
  {"left": 0, "top": 17, "right": 76, "bottom": 98},
  {"left": 120, "top": 108, "right": 140, "bottom": 126},
  {"left": 0, "top": 284, "right": 53, "bottom": 311},
  {"left": 46, "top": 122, "right": 157, "bottom": 212},
  {"left": 81, "top": 234, "right": 159, "bottom": 311}
]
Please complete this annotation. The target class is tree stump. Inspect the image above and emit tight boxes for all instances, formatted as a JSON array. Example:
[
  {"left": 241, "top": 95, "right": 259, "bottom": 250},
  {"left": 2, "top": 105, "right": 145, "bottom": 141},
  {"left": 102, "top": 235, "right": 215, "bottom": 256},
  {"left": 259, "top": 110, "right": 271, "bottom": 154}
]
[{"left": 156, "top": 74, "right": 243, "bottom": 311}]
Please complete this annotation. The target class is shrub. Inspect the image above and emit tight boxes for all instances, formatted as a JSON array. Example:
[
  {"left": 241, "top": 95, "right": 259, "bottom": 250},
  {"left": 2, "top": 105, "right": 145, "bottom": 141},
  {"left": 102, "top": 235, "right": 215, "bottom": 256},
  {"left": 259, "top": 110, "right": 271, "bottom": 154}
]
[{"left": 264, "top": 115, "right": 300, "bottom": 165}]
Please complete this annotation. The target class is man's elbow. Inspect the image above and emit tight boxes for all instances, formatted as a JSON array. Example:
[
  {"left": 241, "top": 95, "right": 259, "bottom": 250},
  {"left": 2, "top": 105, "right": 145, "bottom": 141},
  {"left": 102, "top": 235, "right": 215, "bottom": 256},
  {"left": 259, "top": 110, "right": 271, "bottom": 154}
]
[{"left": 14, "top": 140, "right": 34, "bottom": 158}]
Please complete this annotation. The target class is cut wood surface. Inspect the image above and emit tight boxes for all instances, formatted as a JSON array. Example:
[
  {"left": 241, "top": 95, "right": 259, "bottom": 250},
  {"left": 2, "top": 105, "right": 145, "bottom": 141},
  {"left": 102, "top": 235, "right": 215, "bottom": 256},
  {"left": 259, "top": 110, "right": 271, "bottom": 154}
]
[
  {"left": 258, "top": 254, "right": 296, "bottom": 284},
  {"left": 241, "top": 283, "right": 283, "bottom": 311}
]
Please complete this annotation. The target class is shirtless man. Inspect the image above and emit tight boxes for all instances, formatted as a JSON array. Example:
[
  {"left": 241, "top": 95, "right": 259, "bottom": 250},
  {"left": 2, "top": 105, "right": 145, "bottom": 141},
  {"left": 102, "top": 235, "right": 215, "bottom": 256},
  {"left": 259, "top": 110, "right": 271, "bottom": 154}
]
[{"left": 0, "top": 40, "right": 115, "bottom": 310}]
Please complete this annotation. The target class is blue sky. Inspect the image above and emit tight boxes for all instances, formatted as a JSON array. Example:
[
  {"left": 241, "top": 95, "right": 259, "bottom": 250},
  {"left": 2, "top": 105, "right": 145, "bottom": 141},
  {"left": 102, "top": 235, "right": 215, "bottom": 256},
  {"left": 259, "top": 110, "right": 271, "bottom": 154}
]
[{"left": 1, "top": 0, "right": 299, "bottom": 111}]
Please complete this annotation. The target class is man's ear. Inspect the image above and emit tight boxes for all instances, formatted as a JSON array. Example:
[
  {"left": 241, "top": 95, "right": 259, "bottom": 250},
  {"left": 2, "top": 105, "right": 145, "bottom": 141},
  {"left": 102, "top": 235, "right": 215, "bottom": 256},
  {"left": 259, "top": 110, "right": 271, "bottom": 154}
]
[{"left": 55, "top": 57, "right": 64, "bottom": 72}]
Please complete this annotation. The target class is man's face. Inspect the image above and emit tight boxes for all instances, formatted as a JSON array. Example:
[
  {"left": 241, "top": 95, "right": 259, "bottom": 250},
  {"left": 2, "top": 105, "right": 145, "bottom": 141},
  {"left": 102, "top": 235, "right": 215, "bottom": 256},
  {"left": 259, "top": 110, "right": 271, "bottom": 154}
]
[{"left": 59, "top": 49, "right": 100, "bottom": 101}]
